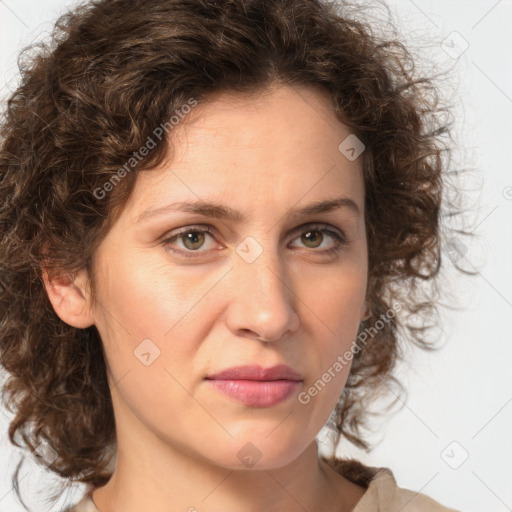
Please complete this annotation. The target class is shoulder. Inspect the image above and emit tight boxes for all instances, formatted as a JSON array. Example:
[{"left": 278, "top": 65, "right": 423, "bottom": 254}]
[
  {"left": 322, "top": 456, "right": 461, "bottom": 512},
  {"left": 358, "top": 468, "right": 461, "bottom": 512},
  {"left": 66, "top": 459, "right": 461, "bottom": 512}
]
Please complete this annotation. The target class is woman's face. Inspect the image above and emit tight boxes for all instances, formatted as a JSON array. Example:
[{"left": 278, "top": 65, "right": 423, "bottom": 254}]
[{"left": 88, "top": 84, "right": 368, "bottom": 470}]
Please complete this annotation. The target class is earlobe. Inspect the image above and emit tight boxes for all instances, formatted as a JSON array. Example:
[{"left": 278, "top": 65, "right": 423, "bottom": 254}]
[
  {"left": 360, "top": 301, "right": 370, "bottom": 322},
  {"left": 41, "top": 267, "right": 95, "bottom": 329}
]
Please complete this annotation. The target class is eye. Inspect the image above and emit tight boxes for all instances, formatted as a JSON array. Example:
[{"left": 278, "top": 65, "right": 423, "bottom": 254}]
[
  {"left": 162, "top": 225, "right": 218, "bottom": 257},
  {"left": 289, "top": 223, "right": 348, "bottom": 255},
  {"left": 161, "top": 223, "right": 349, "bottom": 259}
]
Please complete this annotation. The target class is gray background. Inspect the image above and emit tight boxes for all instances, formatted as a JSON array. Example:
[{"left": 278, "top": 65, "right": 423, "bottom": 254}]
[{"left": 0, "top": 1, "right": 510, "bottom": 511}]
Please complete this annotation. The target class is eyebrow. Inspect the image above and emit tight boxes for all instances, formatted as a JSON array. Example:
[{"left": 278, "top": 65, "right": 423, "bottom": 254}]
[{"left": 135, "top": 196, "right": 360, "bottom": 224}]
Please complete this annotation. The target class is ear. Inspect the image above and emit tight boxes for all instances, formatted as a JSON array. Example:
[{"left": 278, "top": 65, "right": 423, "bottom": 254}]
[
  {"left": 41, "top": 267, "right": 95, "bottom": 329},
  {"left": 360, "top": 300, "right": 370, "bottom": 322}
]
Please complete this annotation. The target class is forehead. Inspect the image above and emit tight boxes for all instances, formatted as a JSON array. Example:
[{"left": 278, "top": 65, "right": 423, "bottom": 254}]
[
  {"left": 177, "top": 83, "right": 346, "bottom": 152},
  {"left": 126, "top": 84, "right": 365, "bottom": 222}
]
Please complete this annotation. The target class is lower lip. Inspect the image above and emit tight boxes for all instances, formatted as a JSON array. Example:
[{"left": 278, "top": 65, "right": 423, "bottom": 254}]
[{"left": 206, "top": 379, "right": 303, "bottom": 407}]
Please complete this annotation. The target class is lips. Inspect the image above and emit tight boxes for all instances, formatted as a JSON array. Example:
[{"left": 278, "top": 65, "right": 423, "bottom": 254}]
[
  {"left": 205, "top": 364, "right": 304, "bottom": 407},
  {"left": 205, "top": 364, "right": 303, "bottom": 381}
]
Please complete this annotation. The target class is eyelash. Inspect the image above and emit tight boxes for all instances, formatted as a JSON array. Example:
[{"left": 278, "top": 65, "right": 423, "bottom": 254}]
[{"left": 161, "top": 223, "right": 349, "bottom": 259}]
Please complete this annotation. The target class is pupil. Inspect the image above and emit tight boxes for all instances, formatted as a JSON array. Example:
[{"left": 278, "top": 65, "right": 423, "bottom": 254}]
[
  {"left": 303, "top": 230, "right": 322, "bottom": 247},
  {"left": 182, "top": 230, "right": 324, "bottom": 251},
  {"left": 184, "top": 231, "right": 204, "bottom": 250}
]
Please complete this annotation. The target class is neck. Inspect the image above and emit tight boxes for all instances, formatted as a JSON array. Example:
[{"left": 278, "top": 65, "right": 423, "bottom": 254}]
[
  {"left": 91, "top": 387, "right": 365, "bottom": 512},
  {"left": 91, "top": 434, "right": 363, "bottom": 511}
]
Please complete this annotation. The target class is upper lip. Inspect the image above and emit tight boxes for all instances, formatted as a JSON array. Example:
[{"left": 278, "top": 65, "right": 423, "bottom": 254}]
[{"left": 206, "top": 364, "right": 303, "bottom": 381}]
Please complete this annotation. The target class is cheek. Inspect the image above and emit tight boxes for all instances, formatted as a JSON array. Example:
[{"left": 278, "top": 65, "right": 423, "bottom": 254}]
[
  {"left": 307, "top": 270, "right": 366, "bottom": 335},
  {"left": 95, "top": 253, "right": 192, "bottom": 337},
  {"left": 94, "top": 262, "right": 206, "bottom": 429},
  {"left": 301, "top": 272, "right": 365, "bottom": 388},
  {"left": 93, "top": 255, "right": 214, "bottom": 386}
]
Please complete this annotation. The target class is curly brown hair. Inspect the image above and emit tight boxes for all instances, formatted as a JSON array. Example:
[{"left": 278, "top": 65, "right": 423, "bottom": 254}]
[{"left": 0, "top": 0, "right": 474, "bottom": 507}]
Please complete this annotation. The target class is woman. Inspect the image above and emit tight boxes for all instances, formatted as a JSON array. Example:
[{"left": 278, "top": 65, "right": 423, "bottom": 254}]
[{"left": 0, "top": 0, "right": 471, "bottom": 510}]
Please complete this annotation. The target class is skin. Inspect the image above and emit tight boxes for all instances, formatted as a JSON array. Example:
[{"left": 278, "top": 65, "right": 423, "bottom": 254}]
[{"left": 43, "top": 83, "right": 370, "bottom": 512}]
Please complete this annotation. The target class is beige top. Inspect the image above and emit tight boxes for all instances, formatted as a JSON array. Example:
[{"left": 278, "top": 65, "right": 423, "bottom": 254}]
[{"left": 64, "top": 458, "right": 460, "bottom": 512}]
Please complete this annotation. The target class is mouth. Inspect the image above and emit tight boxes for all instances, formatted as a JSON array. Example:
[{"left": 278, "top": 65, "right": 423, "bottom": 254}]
[
  {"left": 205, "top": 364, "right": 304, "bottom": 407},
  {"left": 205, "top": 364, "right": 303, "bottom": 381},
  {"left": 205, "top": 379, "right": 303, "bottom": 407}
]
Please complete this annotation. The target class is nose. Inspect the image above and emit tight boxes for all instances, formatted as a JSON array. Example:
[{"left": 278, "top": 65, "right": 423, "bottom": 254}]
[{"left": 225, "top": 238, "right": 301, "bottom": 343}]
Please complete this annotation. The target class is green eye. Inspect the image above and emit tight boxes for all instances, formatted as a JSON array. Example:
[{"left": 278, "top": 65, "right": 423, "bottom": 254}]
[{"left": 162, "top": 223, "right": 348, "bottom": 259}]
